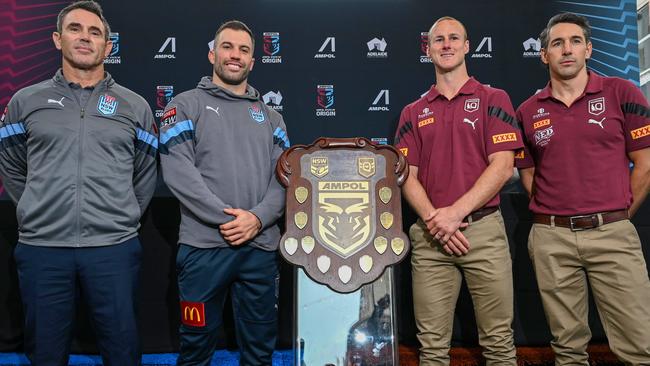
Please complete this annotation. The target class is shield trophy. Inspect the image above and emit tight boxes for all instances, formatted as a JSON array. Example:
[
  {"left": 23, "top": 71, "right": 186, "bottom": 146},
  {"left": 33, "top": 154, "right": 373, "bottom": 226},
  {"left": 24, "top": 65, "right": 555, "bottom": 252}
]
[{"left": 276, "top": 137, "right": 409, "bottom": 365}]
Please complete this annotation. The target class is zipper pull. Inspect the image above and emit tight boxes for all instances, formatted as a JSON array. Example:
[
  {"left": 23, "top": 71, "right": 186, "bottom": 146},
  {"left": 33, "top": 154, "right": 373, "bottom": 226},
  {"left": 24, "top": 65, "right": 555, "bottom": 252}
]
[{"left": 80, "top": 108, "right": 85, "bottom": 118}]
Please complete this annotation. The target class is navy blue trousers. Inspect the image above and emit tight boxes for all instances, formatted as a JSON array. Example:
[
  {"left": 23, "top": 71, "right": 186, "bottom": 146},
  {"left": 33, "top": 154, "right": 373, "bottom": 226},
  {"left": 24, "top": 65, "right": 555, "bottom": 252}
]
[
  {"left": 13, "top": 237, "right": 142, "bottom": 366},
  {"left": 176, "top": 244, "right": 279, "bottom": 366}
]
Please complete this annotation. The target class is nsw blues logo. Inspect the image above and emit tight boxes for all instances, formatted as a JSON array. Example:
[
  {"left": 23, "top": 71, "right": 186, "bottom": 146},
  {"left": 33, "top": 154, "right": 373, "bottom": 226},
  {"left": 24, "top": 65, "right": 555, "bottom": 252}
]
[
  {"left": 249, "top": 104, "right": 266, "bottom": 124},
  {"left": 97, "top": 94, "right": 118, "bottom": 115}
]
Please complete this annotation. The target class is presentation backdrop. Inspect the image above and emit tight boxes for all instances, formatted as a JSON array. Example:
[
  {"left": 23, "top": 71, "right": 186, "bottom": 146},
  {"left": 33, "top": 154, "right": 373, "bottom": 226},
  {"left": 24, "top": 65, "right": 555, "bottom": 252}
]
[
  {"left": 0, "top": 0, "right": 643, "bottom": 353},
  {"left": 0, "top": 0, "right": 641, "bottom": 163}
]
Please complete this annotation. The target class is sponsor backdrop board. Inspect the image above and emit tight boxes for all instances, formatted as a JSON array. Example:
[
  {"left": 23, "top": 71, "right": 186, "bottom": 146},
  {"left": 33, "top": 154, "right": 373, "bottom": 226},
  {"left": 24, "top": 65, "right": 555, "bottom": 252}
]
[
  {"left": 0, "top": 0, "right": 643, "bottom": 354},
  {"left": 0, "top": 0, "right": 641, "bottom": 196}
]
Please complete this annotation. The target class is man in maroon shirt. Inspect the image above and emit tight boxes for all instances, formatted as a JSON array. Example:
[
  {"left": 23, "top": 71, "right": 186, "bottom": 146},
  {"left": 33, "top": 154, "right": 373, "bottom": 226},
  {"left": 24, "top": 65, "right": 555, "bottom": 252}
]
[
  {"left": 394, "top": 16, "right": 522, "bottom": 366},
  {"left": 517, "top": 13, "right": 650, "bottom": 365}
]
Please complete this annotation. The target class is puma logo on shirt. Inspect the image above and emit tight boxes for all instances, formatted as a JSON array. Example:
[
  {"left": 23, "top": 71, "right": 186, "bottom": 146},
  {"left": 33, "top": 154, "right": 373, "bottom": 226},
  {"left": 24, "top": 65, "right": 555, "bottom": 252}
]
[
  {"left": 588, "top": 117, "right": 605, "bottom": 129},
  {"left": 47, "top": 97, "right": 65, "bottom": 107},
  {"left": 463, "top": 117, "right": 478, "bottom": 130}
]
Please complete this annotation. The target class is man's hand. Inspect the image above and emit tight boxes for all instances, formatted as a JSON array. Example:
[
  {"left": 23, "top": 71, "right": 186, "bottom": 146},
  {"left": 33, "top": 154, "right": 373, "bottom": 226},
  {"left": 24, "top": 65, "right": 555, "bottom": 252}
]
[
  {"left": 219, "top": 208, "right": 262, "bottom": 246},
  {"left": 424, "top": 207, "right": 470, "bottom": 256}
]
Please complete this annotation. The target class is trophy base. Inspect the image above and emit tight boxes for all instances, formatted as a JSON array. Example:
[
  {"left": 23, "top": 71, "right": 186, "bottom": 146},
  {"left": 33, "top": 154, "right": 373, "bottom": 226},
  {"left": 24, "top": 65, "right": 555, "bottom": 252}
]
[{"left": 295, "top": 267, "right": 399, "bottom": 366}]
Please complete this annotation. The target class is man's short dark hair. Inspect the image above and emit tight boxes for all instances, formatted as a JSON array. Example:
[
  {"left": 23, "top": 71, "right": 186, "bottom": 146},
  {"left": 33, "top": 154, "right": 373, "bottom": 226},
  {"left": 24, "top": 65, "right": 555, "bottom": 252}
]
[
  {"left": 540, "top": 12, "right": 591, "bottom": 49},
  {"left": 57, "top": 1, "right": 111, "bottom": 41},
  {"left": 214, "top": 20, "right": 255, "bottom": 51}
]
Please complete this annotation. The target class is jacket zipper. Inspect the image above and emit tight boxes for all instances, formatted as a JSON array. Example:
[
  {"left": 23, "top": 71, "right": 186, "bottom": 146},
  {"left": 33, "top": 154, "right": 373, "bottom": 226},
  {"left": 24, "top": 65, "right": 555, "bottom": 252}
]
[{"left": 76, "top": 107, "right": 85, "bottom": 246}]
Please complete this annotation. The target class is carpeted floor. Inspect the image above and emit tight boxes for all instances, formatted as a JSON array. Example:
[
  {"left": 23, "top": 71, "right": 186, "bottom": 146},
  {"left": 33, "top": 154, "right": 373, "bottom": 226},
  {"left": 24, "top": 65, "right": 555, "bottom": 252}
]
[
  {"left": 0, "top": 345, "right": 623, "bottom": 365},
  {"left": 399, "top": 344, "right": 623, "bottom": 366}
]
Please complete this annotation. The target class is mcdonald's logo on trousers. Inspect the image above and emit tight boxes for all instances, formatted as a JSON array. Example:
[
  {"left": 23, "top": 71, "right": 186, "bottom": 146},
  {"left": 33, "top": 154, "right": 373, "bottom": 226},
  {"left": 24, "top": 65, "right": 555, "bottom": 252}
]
[{"left": 180, "top": 301, "right": 206, "bottom": 327}]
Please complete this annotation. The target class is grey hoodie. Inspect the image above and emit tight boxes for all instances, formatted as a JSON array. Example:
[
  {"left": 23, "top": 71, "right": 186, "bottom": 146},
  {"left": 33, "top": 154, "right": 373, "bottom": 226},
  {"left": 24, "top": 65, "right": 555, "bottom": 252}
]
[
  {"left": 159, "top": 77, "right": 289, "bottom": 250},
  {"left": 0, "top": 69, "right": 158, "bottom": 247}
]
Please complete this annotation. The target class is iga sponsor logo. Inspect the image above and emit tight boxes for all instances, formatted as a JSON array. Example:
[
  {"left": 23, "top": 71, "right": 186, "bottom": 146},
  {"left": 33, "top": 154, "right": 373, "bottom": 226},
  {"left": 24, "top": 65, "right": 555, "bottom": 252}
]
[
  {"left": 368, "top": 89, "right": 389, "bottom": 112},
  {"left": 155, "top": 37, "right": 176, "bottom": 59},
  {"left": 588, "top": 97, "right": 605, "bottom": 116},
  {"left": 315, "top": 37, "right": 336, "bottom": 59},
  {"left": 367, "top": 37, "right": 388, "bottom": 58},
  {"left": 262, "top": 32, "right": 282, "bottom": 63},
  {"left": 472, "top": 36, "right": 492, "bottom": 58},
  {"left": 316, "top": 85, "right": 336, "bottom": 117},
  {"left": 105, "top": 32, "right": 121, "bottom": 64}
]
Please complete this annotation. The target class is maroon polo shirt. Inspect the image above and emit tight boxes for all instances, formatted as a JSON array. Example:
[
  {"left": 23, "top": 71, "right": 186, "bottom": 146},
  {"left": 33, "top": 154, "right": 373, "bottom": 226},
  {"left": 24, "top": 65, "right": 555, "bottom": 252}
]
[
  {"left": 394, "top": 77, "right": 523, "bottom": 209},
  {"left": 516, "top": 72, "right": 650, "bottom": 215}
]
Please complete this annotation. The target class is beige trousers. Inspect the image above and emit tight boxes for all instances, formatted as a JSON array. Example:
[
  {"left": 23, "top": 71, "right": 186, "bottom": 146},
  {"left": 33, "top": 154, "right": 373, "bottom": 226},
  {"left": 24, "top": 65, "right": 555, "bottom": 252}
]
[
  {"left": 411, "top": 211, "right": 516, "bottom": 366},
  {"left": 529, "top": 219, "right": 650, "bottom": 366}
]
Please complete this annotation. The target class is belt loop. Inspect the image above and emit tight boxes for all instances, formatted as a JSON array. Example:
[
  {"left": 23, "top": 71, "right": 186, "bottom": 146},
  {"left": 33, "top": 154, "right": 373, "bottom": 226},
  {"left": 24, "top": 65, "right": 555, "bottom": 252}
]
[
  {"left": 597, "top": 213, "right": 603, "bottom": 226},
  {"left": 550, "top": 215, "right": 555, "bottom": 228}
]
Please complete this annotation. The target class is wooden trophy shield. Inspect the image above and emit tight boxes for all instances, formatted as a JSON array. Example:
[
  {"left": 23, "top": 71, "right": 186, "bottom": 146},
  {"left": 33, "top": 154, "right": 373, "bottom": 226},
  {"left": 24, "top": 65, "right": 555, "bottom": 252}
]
[{"left": 276, "top": 137, "right": 409, "bottom": 293}]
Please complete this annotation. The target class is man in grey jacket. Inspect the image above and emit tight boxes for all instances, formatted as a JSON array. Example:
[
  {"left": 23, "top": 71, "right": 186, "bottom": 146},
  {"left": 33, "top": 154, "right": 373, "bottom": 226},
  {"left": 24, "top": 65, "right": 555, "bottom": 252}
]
[
  {"left": 159, "top": 20, "right": 289, "bottom": 366},
  {"left": 0, "top": 1, "right": 157, "bottom": 365}
]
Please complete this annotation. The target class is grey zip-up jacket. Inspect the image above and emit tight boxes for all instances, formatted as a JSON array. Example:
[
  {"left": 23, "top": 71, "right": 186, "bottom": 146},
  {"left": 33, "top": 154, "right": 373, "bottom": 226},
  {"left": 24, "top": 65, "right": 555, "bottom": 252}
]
[
  {"left": 0, "top": 70, "right": 158, "bottom": 247},
  {"left": 159, "top": 77, "right": 289, "bottom": 250}
]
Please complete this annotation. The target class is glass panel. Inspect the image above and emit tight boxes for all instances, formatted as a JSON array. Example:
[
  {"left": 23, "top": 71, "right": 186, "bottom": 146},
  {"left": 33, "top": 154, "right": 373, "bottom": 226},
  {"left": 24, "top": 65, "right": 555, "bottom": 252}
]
[{"left": 296, "top": 267, "right": 398, "bottom": 366}]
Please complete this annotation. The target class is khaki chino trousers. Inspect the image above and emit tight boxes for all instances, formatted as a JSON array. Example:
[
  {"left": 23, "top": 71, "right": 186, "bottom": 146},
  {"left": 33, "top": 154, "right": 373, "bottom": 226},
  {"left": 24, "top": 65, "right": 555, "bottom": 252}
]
[
  {"left": 410, "top": 211, "right": 517, "bottom": 366},
  {"left": 529, "top": 219, "right": 650, "bottom": 366}
]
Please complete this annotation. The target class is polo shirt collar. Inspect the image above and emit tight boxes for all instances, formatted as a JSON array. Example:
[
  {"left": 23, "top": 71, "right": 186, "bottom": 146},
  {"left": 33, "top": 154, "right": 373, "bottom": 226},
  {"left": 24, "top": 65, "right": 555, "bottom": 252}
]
[
  {"left": 426, "top": 77, "right": 480, "bottom": 103},
  {"left": 536, "top": 71, "right": 603, "bottom": 101}
]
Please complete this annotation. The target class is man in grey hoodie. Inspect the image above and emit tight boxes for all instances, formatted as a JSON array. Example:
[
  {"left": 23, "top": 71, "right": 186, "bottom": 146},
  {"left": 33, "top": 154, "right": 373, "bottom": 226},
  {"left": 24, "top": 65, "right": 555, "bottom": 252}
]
[
  {"left": 0, "top": 1, "right": 157, "bottom": 365},
  {"left": 159, "top": 20, "right": 289, "bottom": 366}
]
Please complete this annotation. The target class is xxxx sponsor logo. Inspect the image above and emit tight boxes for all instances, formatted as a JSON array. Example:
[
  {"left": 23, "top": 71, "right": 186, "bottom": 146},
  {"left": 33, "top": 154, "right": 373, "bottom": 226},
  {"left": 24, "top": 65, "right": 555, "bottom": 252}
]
[
  {"left": 533, "top": 119, "right": 550, "bottom": 129},
  {"left": 514, "top": 150, "right": 525, "bottom": 159},
  {"left": 631, "top": 124, "right": 650, "bottom": 140},
  {"left": 399, "top": 148, "right": 408, "bottom": 156},
  {"left": 418, "top": 117, "right": 434, "bottom": 127},
  {"left": 492, "top": 133, "right": 517, "bottom": 144}
]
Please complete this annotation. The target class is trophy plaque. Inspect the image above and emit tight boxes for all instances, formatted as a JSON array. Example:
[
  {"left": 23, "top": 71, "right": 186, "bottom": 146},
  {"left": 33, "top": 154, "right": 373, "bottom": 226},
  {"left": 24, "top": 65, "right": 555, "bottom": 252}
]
[{"left": 276, "top": 137, "right": 410, "bottom": 365}]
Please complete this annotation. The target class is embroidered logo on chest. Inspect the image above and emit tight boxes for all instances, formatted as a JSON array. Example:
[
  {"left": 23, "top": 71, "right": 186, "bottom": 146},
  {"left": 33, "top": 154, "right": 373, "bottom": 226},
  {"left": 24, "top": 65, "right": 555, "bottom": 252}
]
[
  {"left": 588, "top": 97, "right": 605, "bottom": 116},
  {"left": 464, "top": 98, "right": 480, "bottom": 113},
  {"left": 249, "top": 104, "right": 266, "bottom": 124},
  {"left": 97, "top": 94, "right": 118, "bottom": 115},
  {"left": 534, "top": 126, "right": 554, "bottom": 146}
]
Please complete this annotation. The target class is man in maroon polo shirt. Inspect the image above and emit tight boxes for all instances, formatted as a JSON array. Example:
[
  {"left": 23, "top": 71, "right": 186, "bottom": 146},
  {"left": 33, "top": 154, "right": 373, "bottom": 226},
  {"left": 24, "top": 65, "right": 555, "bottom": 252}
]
[
  {"left": 394, "top": 16, "right": 522, "bottom": 366},
  {"left": 517, "top": 13, "right": 650, "bottom": 365}
]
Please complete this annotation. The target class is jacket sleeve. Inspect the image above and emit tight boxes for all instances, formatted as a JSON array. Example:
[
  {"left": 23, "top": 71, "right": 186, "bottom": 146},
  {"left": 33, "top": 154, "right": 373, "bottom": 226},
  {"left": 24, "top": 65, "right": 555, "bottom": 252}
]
[
  {"left": 0, "top": 96, "right": 28, "bottom": 204},
  {"left": 249, "top": 114, "right": 289, "bottom": 229},
  {"left": 132, "top": 98, "right": 158, "bottom": 214},
  {"left": 159, "top": 97, "right": 233, "bottom": 225}
]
